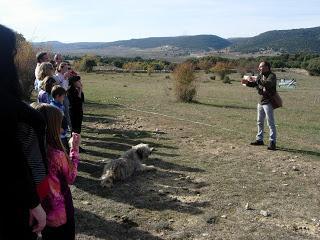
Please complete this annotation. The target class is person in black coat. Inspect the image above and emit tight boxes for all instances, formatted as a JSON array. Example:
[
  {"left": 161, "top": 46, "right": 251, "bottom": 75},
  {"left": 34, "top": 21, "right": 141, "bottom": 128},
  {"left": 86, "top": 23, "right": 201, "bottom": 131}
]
[
  {"left": 67, "top": 75, "right": 85, "bottom": 152},
  {"left": 0, "top": 24, "right": 46, "bottom": 240}
]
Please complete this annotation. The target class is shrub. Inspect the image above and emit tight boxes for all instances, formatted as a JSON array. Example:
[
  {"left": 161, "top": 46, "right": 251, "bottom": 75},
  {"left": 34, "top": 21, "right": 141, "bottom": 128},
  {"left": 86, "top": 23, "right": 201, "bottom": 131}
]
[
  {"left": 123, "top": 62, "right": 145, "bottom": 72},
  {"left": 74, "top": 55, "right": 97, "bottom": 72},
  {"left": 222, "top": 76, "right": 231, "bottom": 84},
  {"left": 306, "top": 58, "right": 320, "bottom": 76},
  {"left": 147, "top": 66, "right": 154, "bottom": 76},
  {"left": 211, "top": 62, "right": 232, "bottom": 80},
  {"left": 173, "top": 63, "right": 197, "bottom": 102},
  {"left": 15, "top": 34, "right": 37, "bottom": 100}
]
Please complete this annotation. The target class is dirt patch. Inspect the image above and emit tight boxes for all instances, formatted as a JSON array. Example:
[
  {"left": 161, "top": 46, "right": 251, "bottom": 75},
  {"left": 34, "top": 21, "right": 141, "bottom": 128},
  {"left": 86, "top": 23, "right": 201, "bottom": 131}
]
[{"left": 73, "top": 108, "right": 320, "bottom": 240}]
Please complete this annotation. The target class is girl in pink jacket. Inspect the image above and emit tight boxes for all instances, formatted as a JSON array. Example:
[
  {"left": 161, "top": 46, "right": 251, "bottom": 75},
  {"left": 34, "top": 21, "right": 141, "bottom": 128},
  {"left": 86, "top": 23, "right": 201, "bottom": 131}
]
[{"left": 33, "top": 104, "right": 80, "bottom": 240}]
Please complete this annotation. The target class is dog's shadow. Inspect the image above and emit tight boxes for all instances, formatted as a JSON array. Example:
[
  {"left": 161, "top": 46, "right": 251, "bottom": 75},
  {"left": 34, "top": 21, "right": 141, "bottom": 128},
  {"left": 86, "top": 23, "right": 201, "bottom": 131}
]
[
  {"left": 77, "top": 111, "right": 208, "bottom": 215},
  {"left": 74, "top": 163, "right": 209, "bottom": 215}
]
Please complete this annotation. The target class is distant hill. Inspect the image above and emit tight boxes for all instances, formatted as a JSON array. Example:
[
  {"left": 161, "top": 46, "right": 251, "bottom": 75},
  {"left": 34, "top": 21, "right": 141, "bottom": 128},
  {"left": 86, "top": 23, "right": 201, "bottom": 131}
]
[
  {"left": 32, "top": 26, "right": 320, "bottom": 57},
  {"left": 33, "top": 35, "right": 231, "bottom": 57},
  {"left": 103, "top": 35, "right": 231, "bottom": 51},
  {"left": 230, "top": 26, "right": 320, "bottom": 53},
  {"left": 33, "top": 41, "right": 107, "bottom": 51}
]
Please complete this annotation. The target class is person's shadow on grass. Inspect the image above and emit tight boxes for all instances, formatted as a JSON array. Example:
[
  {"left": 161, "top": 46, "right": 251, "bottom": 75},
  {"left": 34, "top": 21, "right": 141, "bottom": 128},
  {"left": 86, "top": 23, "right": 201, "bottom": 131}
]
[{"left": 75, "top": 208, "right": 164, "bottom": 240}]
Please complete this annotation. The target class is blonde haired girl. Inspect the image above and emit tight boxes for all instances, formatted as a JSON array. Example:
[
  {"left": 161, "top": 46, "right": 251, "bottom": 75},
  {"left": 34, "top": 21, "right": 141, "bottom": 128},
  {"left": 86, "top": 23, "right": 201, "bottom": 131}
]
[{"left": 32, "top": 103, "right": 80, "bottom": 240}]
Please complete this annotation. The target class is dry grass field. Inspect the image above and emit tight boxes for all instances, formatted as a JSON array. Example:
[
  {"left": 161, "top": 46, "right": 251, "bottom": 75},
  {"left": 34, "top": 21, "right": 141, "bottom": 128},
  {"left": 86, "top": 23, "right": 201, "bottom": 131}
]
[{"left": 73, "top": 70, "right": 320, "bottom": 240}]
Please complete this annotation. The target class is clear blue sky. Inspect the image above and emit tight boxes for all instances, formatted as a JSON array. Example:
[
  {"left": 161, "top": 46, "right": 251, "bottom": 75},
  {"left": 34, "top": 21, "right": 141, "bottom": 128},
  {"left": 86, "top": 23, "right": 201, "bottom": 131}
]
[{"left": 1, "top": 0, "right": 319, "bottom": 43}]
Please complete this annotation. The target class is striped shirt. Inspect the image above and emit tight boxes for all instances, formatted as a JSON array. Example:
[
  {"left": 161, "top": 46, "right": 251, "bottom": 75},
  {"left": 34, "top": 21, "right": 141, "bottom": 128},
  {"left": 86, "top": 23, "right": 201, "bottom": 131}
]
[{"left": 17, "top": 122, "right": 46, "bottom": 185}]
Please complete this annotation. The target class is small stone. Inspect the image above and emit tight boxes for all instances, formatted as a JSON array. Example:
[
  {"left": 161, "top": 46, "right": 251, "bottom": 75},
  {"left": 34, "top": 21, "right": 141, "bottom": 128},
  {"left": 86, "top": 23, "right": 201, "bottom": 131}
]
[
  {"left": 202, "top": 233, "right": 209, "bottom": 237},
  {"left": 292, "top": 166, "right": 300, "bottom": 171},
  {"left": 230, "top": 146, "right": 235, "bottom": 149},
  {"left": 245, "top": 203, "right": 252, "bottom": 210},
  {"left": 282, "top": 172, "right": 288, "bottom": 175},
  {"left": 282, "top": 183, "right": 289, "bottom": 186},
  {"left": 158, "top": 190, "right": 165, "bottom": 196},
  {"left": 98, "top": 159, "right": 108, "bottom": 163},
  {"left": 81, "top": 201, "right": 90, "bottom": 205},
  {"left": 228, "top": 203, "right": 232, "bottom": 206},
  {"left": 185, "top": 176, "right": 191, "bottom": 180},
  {"left": 260, "top": 210, "right": 270, "bottom": 217},
  {"left": 221, "top": 215, "right": 227, "bottom": 219},
  {"left": 272, "top": 169, "right": 277, "bottom": 173},
  {"left": 205, "top": 216, "right": 217, "bottom": 224}
]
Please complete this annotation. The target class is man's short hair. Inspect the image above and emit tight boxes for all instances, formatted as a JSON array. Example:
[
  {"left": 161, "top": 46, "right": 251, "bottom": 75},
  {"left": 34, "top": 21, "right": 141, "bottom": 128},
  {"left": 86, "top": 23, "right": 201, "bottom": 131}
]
[
  {"left": 36, "top": 52, "right": 47, "bottom": 63},
  {"left": 261, "top": 61, "right": 271, "bottom": 70},
  {"left": 51, "top": 85, "right": 66, "bottom": 99}
]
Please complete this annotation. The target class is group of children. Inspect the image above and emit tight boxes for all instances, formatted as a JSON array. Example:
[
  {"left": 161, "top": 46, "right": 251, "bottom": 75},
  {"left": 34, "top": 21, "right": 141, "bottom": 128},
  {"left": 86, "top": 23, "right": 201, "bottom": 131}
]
[
  {"left": 35, "top": 52, "right": 85, "bottom": 151},
  {"left": 31, "top": 52, "right": 85, "bottom": 239}
]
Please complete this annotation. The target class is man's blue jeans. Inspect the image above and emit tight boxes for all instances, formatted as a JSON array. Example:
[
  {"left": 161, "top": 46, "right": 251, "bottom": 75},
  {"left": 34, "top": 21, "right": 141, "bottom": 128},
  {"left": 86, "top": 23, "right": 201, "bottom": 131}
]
[{"left": 256, "top": 103, "right": 276, "bottom": 143}]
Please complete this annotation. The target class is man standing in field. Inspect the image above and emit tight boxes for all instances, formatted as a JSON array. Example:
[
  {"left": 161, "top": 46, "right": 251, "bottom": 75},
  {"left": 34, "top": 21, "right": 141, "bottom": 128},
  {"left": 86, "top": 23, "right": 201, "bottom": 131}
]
[{"left": 241, "top": 61, "right": 277, "bottom": 150}]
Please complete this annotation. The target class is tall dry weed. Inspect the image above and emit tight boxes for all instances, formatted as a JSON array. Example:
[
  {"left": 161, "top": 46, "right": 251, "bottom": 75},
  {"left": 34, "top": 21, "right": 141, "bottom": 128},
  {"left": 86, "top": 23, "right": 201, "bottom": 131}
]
[
  {"left": 173, "top": 63, "right": 197, "bottom": 102},
  {"left": 15, "top": 40, "right": 37, "bottom": 100}
]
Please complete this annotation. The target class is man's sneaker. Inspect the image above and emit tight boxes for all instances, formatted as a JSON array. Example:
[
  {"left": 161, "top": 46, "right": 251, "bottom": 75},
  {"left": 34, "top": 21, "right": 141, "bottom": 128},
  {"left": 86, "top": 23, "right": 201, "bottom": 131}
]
[
  {"left": 250, "top": 140, "right": 264, "bottom": 146},
  {"left": 267, "top": 141, "right": 276, "bottom": 151}
]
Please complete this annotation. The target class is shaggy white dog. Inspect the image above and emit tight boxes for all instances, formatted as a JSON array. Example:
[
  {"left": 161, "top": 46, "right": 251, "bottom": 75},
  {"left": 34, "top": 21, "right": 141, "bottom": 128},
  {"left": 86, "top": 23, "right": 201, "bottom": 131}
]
[{"left": 100, "top": 143, "right": 155, "bottom": 188}]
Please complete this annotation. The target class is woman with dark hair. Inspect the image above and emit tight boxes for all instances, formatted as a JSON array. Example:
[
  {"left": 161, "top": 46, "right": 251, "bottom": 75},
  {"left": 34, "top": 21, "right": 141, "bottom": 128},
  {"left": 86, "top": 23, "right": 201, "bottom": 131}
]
[
  {"left": 67, "top": 75, "right": 84, "bottom": 134},
  {"left": 67, "top": 75, "right": 86, "bottom": 152},
  {"left": 0, "top": 24, "right": 47, "bottom": 239}
]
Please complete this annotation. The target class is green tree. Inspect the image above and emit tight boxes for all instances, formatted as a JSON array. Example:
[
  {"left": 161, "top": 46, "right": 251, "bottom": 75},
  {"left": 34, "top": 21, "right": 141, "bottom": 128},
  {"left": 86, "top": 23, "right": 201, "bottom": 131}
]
[
  {"left": 306, "top": 58, "right": 320, "bottom": 75},
  {"left": 75, "top": 55, "right": 97, "bottom": 72},
  {"left": 211, "top": 62, "right": 232, "bottom": 80}
]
